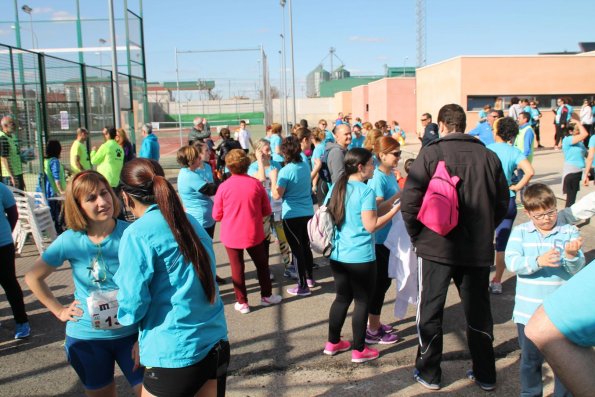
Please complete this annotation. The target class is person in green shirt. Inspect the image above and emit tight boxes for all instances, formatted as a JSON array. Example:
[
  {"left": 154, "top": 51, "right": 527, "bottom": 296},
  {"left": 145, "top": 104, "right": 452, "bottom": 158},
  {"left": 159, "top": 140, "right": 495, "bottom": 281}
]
[
  {"left": 90, "top": 127, "right": 124, "bottom": 188},
  {"left": 69, "top": 127, "right": 91, "bottom": 174},
  {"left": 0, "top": 115, "right": 25, "bottom": 190}
]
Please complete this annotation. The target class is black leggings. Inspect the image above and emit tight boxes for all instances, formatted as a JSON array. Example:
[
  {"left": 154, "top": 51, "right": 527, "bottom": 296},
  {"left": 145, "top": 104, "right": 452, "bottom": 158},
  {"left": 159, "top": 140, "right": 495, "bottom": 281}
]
[
  {"left": 0, "top": 243, "right": 28, "bottom": 323},
  {"left": 369, "top": 244, "right": 392, "bottom": 315},
  {"left": 563, "top": 171, "right": 582, "bottom": 208},
  {"left": 283, "top": 216, "right": 314, "bottom": 288},
  {"left": 328, "top": 260, "right": 376, "bottom": 352}
]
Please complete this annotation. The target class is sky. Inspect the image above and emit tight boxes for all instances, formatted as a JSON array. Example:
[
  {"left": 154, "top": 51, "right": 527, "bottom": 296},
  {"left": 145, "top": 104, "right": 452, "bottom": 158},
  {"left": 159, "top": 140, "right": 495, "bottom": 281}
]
[{"left": 0, "top": 0, "right": 594, "bottom": 98}]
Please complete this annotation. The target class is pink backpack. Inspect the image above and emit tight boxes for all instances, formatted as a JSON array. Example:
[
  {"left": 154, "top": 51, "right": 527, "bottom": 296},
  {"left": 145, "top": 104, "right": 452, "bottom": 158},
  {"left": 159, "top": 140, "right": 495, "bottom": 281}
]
[{"left": 417, "top": 145, "right": 460, "bottom": 236}]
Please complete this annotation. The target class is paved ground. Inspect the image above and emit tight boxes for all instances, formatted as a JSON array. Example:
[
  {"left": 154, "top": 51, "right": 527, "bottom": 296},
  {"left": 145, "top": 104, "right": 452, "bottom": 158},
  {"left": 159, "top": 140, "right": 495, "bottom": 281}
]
[{"left": 1, "top": 139, "right": 594, "bottom": 396}]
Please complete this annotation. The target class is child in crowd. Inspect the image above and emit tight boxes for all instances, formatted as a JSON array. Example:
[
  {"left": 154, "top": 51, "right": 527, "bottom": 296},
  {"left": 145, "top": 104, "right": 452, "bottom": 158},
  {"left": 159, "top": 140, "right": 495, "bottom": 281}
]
[
  {"left": 505, "top": 183, "right": 585, "bottom": 397},
  {"left": 42, "top": 140, "right": 67, "bottom": 233}
]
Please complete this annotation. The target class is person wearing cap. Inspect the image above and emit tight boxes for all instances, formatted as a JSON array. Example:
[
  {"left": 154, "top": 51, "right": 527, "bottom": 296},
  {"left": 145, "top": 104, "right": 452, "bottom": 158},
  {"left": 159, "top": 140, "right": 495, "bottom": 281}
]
[
  {"left": 349, "top": 122, "right": 364, "bottom": 149},
  {"left": 70, "top": 127, "right": 91, "bottom": 175},
  {"left": 188, "top": 117, "right": 211, "bottom": 145},
  {"left": 138, "top": 123, "right": 160, "bottom": 162},
  {"left": 0, "top": 115, "right": 25, "bottom": 190}
]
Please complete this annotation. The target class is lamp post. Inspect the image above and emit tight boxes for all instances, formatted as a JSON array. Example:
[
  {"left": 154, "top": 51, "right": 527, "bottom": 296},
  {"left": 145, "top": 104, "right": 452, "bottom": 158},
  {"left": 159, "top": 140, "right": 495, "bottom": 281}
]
[
  {"left": 21, "top": 5, "right": 37, "bottom": 49},
  {"left": 98, "top": 38, "right": 107, "bottom": 69},
  {"left": 280, "top": 0, "right": 296, "bottom": 126},
  {"left": 403, "top": 56, "right": 409, "bottom": 76}
]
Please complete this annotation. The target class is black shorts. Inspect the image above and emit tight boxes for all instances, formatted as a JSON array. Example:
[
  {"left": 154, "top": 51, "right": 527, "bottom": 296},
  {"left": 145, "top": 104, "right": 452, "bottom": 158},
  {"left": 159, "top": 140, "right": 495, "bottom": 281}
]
[{"left": 143, "top": 340, "right": 230, "bottom": 397}]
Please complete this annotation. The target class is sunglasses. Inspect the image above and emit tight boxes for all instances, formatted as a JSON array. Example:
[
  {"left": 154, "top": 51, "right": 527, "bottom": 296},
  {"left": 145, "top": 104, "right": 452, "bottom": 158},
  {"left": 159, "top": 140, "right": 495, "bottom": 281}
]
[
  {"left": 390, "top": 151, "right": 402, "bottom": 157},
  {"left": 420, "top": 118, "right": 428, "bottom": 122}
]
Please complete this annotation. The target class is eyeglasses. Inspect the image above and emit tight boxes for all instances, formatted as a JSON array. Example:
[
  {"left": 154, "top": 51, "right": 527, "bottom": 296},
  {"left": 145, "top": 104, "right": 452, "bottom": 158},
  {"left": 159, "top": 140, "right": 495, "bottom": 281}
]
[
  {"left": 390, "top": 151, "right": 402, "bottom": 157},
  {"left": 420, "top": 118, "right": 428, "bottom": 122},
  {"left": 530, "top": 208, "right": 557, "bottom": 220}
]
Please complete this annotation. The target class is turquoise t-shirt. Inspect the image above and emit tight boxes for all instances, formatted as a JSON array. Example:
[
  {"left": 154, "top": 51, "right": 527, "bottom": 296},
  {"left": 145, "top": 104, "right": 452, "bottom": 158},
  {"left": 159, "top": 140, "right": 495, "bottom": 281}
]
[
  {"left": 277, "top": 161, "right": 314, "bottom": 219},
  {"left": 349, "top": 135, "right": 364, "bottom": 149},
  {"left": 326, "top": 180, "right": 377, "bottom": 263},
  {"left": 487, "top": 142, "right": 526, "bottom": 198},
  {"left": 324, "top": 130, "right": 335, "bottom": 143},
  {"left": 368, "top": 168, "right": 400, "bottom": 244},
  {"left": 41, "top": 220, "right": 138, "bottom": 340},
  {"left": 588, "top": 135, "right": 595, "bottom": 167},
  {"left": 0, "top": 183, "right": 16, "bottom": 246},
  {"left": 177, "top": 166, "right": 215, "bottom": 228},
  {"left": 562, "top": 136, "right": 586, "bottom": 169},
  {"left": 311, "top": 142, "right": 325, "bottom": 169},
  {"left": 300, "top": 152, "right": 311, "bottom": 170},
  {"left": 248, "top": 160, "right": 282, "bottom": 205},
  {"left": 269, "top": 134, "right": 284, "bottom": 163},
  {"left": 115, "top": 205, "right": 228, "bottom": 368}
]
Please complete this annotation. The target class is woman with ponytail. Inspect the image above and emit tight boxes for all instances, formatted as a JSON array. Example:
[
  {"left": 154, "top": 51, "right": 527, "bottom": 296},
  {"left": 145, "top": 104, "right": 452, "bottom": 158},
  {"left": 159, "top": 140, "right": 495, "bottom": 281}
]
[
  {"left": 364, "top": 136, "right": 403, "bottom": 345},
  {"left": 114, "top": 158, "right": 229, "bottom": 397},
  {"left": 323, "top": 148, "right": 400, "bottom": 364}
]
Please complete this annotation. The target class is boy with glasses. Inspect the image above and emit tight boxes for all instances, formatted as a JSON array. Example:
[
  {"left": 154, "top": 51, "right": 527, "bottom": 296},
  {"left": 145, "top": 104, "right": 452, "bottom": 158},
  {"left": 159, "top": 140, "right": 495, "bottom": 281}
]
[{"left": 505, "top": 183, "right": 584, "bottom": 397}]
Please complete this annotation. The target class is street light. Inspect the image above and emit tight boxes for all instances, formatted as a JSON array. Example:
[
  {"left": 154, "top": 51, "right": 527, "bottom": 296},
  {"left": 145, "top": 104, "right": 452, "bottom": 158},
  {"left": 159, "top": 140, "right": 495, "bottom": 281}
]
[
  {"left": 403, "top": 56, "right": 409, "bottom": 76},
  {"left": 280, "top": 0, "right": 296, "bottom": 125},
  {"left": 21, "top": 4, "right": 37, "bottom": 49},
  {"left": 98, "top": 38, "right": 107, "bottom": 69}
]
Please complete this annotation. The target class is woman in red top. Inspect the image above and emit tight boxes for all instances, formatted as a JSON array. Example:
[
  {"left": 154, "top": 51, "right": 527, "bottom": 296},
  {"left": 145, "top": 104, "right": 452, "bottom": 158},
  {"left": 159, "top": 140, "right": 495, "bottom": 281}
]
[{"left": 213, "top": 149, "right": 282, "bottom": 314}]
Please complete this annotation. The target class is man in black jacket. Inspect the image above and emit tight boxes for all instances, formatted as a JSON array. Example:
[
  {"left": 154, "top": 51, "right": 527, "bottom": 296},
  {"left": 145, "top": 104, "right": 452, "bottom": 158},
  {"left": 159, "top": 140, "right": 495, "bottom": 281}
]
[
  {"left": 419, "top": 112, "right": 439, "bottom": 147},
  {"left": 401, "top": 104, "right": 509, "bottom": 391}
]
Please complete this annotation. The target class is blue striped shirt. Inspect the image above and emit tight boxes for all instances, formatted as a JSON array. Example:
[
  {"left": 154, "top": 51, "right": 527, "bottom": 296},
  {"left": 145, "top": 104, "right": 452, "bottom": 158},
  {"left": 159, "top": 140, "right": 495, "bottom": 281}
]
[{"left": 505, "top": 221, "right": 585, "bottom": 325}]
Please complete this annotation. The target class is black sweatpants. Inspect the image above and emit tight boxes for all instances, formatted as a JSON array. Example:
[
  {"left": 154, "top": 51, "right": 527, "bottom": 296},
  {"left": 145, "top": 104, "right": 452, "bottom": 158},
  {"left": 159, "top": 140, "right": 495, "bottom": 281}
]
[
  {"left": 328, "top": 260, "right": 376, "bottom": 352},
  {"left": 563, "top": 171, "right": 582, "bottom": 208},
  {"left": 368, "top": 244, "right": 392, "bottom": 315},
  {"left": 282, "top": 216, "right": 313, "bottom": 289},
  {"left": 415, "top": 258, "right": 495, "bottom": 385},
  {"left": 0, "top": 243, "right": 28, "bottom": 323}
]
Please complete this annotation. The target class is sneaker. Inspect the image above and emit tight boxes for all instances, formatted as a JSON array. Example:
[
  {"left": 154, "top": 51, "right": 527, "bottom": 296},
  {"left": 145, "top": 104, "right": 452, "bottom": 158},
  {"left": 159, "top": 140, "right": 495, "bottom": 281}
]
[
  {"left": 365, "top": 328, "right": 400, "bottom": 344},
  {"left": 351, "top": 346, "right": 379, "bottom": 363},
  {"left": 489, "top": 281, "right": 502, "bottom": 295},
  {"left": 306, "top": 278, "right": 315, "bottom": 288},
  {"left": 14, "top": 322, "right": 30, "bottom": 339},
  {"left": 261, "top": 294, "right": 282, "bottom": 306},
  {"left": 283, "top": 269, "right": 298, "bottom": 279},
  {"left": 323, "top": 340, "right": 351, "bottom": 356},
  {"left": 286, "top": 286, "right": 311, "bottom": 296},
  {"left": 466, "top": 369, "right": 496, "bottom": 391},
  {"left": 380, "top": 323, "right": 395, "bottom": 334},
  {"left": 413, "top": 369, "right": 440, "bottom": 390},
  {"left": 234, "top": 302, "right": 250, "bottom": 314}
]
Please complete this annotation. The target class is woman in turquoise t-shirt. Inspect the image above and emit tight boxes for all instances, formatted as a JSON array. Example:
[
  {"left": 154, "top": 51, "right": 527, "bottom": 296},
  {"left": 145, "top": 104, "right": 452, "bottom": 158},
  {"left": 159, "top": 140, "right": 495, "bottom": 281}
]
[
  {"left": 116, "top": 159, "right": 229, "bottom": 397},
  {"left": 366, "top": 136, "right": 403, "bottom": 345},
  {"left": 25, "top": 171, "right": 143, "bottom": 397},
  {"left": 323, "top": 148, "right": 399, "bottom": 364},
  {"left": 562, "top": 122, "right": 589, "bottom": 207},
  {"left": 271, "top": 136, "right": 315, "bottom": 296},
  {"left": 486, "top": 117, "right": 534, "bottom": 295}
]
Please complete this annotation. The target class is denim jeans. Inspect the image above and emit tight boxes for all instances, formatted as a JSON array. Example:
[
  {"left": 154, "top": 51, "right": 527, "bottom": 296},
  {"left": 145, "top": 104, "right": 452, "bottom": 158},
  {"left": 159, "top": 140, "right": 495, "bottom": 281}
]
[{"left": 517, "top": 323, "right": 572, "bottom": 397}]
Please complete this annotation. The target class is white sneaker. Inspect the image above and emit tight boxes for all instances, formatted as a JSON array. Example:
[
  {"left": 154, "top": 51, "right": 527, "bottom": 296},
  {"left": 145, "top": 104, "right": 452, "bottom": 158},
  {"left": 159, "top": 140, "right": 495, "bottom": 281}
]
[
  {"left": 234, "top": 302, "right": 250, "bottom": 314},
  {"left": 260, "top": 294, "right": 283, "bottom": 306}
]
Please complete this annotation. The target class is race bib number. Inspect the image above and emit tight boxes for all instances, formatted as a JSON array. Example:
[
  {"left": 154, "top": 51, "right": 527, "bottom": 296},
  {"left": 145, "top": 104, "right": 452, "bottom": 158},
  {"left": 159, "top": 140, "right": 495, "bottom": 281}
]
[{"left": 86, "top": 289, "right": 122, "bottom": 330}]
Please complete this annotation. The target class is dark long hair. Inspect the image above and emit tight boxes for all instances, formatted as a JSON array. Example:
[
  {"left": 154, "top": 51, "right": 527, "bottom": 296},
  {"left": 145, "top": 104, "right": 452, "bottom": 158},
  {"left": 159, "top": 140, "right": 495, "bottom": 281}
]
[
  {"left": 327, "top": 148, "right": 373, "bottom": 228},
  {"left": 119, "top": 158, "right": 216, "bottom": 303}
]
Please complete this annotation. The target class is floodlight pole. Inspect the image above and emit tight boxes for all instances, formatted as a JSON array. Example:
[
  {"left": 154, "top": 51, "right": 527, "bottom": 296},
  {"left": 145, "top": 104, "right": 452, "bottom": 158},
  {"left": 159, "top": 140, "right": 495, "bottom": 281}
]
[
  {"left": 108, "top": 0, "right": 121, "bottom": 128},
  {"left": 280, "top": 1, "right": 289, "bottom": 135},
  {"left": 175, "top": 47, "right": 183, "bottom": 146},
  {"left": 287, "top": 0, "right": 297, "bottom": 125}
]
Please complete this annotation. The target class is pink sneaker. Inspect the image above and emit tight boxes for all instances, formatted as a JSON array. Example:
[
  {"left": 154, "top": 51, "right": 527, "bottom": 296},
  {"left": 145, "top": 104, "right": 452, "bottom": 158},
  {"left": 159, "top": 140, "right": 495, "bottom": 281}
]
[
  {"left": 323, "top": 340, "right": 351, "bottom": 356},
  {"left": 351, "top": 346, "right": 379, "bottom": 363}
]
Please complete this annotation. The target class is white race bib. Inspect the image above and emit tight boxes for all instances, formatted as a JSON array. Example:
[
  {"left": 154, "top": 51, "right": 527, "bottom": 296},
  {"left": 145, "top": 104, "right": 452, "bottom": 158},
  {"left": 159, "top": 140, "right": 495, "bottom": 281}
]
[{"left": 86, "top": 289, "right": 122, "bottom": 330}]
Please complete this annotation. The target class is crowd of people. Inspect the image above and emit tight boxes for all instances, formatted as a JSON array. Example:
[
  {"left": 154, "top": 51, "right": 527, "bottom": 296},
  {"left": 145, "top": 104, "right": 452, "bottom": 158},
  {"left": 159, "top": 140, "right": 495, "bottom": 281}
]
[{"left": 0, "top": 100, "right": 595, "bottom": 396}]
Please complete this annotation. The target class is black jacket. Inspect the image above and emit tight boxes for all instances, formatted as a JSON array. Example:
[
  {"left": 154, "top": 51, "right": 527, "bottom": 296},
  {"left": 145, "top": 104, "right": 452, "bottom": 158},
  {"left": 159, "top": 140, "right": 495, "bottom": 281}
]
[
  {"left": 421, "top": 123, "right": 439, "bottom": 147},
  {"left": 401, "top": 133, "right": 509, "bottom": 267}
]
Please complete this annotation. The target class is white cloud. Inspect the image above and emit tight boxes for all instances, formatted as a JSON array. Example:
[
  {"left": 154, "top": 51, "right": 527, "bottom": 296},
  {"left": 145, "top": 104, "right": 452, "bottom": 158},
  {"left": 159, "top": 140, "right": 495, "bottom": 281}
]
[
  {"left": 33, "top": 7, "right": 55, "bottom": 14},
  {"left": 0, "top": 29, "right": 10, "bottom": 36},
  {"left": 256, "top": 27, "right": 270, "bottom": 33},
  {"left": 376, "top": 55, "right": 389, "bottom": 61},
  {"left": 349, "top": 36, "right": 385, "bottom": 43},
  {"left": 52, "top": 11, "right": 76, "bottom": 21}
]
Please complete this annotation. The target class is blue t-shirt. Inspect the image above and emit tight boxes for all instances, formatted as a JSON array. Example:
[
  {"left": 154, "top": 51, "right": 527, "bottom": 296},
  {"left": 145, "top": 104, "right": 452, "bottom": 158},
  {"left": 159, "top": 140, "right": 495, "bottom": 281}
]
[
  {"left": 326, "top": 180, "right": 377, "bottom": 263},
  {"left": 42, "top": 220, "right": 138, "bottom": 340},
  {"left": 349, "top": 135, "right": 365, "bottom": 149},
  {"left": 0, "top": 183, "right": 16, "bottom": 246},
  {"left": 562, "top": 136, "right": 586, "bottom": 169},
  {"left": 115, "top": 205, "right": 228, "bottom": 368},
  {"left": 269, "top": 134, "right": 284, "bottom": 163},
  {"left": 248, "top": 160, "right": 282, "bottom": 205},
  {"left": 300, "top": 152, "right": 311, "bottom": 170},
  {"left": 368, "top": 168, "right": 400, "bottom": 244},
  {"left": 487, "top": 142, "right": 526, "bottom": 197},
  {"left": 177, "top": 166, "right": 215, "bottom": 228},
  {"left": 311, "top": 142, "right": 325, "bottom": 169},
  {"left": 468, "top": 122, "right": 494, "bottom": 145},
  {"left": 277, "top": 161, "right": 314, "bottom": 219},
  {"left": 324, "top": 130, "right": 335, "bottom": 143},
  {"left": 588, "top": 135, "right": 595, "bottom": 167}
]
